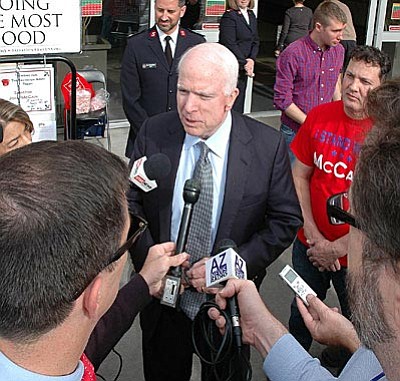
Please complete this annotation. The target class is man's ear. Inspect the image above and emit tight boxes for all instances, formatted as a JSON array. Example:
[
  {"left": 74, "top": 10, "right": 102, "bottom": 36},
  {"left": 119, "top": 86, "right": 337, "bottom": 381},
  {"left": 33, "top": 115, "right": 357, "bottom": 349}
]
[
  {"left": 315, "top": 22, "right": 323, "bottom": 33},
  {"left": 180, "top": 5, "right": 187, "bottom": 17},
  {"left": 225, "top": 88, "right": 240, "bottom": 111},
  {"left": 82, "top": 275, "right": 103, "bottom": 319}
]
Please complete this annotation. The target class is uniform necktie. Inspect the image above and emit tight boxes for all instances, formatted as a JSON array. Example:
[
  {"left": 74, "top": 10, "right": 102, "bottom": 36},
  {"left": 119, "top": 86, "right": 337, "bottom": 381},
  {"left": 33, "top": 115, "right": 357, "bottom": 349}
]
[
  {"left": 180, "top": 141, "right": 214, "bottom": 320},
  {"left": 164, "top": 35, "right": 173, "bottom": 67}
]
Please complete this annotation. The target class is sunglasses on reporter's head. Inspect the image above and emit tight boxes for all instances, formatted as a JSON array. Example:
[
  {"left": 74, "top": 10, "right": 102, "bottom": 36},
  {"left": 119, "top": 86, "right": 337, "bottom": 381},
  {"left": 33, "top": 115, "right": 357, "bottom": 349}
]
[
  {"left": 327, "top": 192, "right": 360, "bottom": 229},
  {"left": 71, "top": 213, "right": 148, "bottom": 301}
]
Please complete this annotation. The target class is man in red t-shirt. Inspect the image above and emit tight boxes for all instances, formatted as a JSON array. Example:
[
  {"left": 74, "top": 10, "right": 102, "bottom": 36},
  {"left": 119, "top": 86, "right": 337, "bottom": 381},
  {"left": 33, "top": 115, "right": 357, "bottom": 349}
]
[{"left": 289, "top": 46, "right": 391, "bottom": 355}]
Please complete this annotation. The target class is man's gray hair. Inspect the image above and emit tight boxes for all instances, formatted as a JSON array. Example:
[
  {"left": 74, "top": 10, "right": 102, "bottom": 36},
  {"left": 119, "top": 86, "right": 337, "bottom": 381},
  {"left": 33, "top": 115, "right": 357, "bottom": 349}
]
[{"left": 177, "top": 43, "right": 239, "bottom": 96}]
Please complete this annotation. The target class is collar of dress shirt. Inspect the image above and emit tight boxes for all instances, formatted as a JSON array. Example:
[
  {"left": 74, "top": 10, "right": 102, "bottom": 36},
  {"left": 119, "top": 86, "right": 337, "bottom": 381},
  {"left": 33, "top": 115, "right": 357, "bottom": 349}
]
[
  {"left": 183, "top": 111, "right": 232, "bottom": 159},
  {"left": 156, "top": 25, "right": 180, "bottom": 47},
  {"left": 306, "top": 33, "right": 333, "bottom": 52}
]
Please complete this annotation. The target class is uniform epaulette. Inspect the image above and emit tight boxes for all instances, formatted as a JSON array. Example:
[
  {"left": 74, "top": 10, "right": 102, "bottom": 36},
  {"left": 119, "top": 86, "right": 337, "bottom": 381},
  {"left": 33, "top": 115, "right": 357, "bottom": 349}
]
[
  {"left": 179, "top": 27, "right": 205, "bottom": 39},
  {"left": 127, "top": 28, "right": 147, "bottom": 40}
]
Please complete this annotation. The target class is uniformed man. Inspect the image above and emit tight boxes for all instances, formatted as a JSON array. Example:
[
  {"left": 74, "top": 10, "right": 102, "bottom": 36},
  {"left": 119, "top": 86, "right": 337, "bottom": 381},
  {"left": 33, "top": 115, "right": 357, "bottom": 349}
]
[{"left": 121, "top": 0, "right": 205, "bottom": 158}]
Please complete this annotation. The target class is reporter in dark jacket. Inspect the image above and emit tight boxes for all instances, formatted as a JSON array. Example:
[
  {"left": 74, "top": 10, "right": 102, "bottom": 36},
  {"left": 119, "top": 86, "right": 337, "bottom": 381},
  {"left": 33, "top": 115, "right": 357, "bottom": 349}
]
[{"left": 219, "top": 0, "right": 259, "bottom": 113}]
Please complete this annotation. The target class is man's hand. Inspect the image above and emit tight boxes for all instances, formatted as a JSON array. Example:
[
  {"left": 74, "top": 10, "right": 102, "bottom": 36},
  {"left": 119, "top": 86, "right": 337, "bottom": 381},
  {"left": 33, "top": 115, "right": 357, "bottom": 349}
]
[
  {"left": 244, "top": 58, "right": 255, "bottom": 77},
  {"left": 306, "top": 238, "right": 341, "bottom": 272},
  {"left": 307, "top": 234, "right": 348, "bottom": 272},
  {"left": 208, "top": 279, "right": 287, "bottom": 358},
  {"left": 185, "top": 257, "right": 208, "bottom": 292},
  {"left": 139, "top": 242, "right": 189, "bottom": 298},
  {"left": 297, "top": 295, "right": 360, "bottom": 353}
]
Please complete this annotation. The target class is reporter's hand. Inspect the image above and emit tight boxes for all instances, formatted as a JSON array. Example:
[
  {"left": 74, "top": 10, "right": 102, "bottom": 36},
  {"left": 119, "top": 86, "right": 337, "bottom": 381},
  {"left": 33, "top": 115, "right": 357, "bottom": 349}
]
[
  {"left": 209, "top": 279, "right": 287, "bottom": 358},
  {"left": 297, "top": 295, "right": 360, "bottom": 353},
  {"left": 139, "top": 242, "right": 189, "bottom": 298}
]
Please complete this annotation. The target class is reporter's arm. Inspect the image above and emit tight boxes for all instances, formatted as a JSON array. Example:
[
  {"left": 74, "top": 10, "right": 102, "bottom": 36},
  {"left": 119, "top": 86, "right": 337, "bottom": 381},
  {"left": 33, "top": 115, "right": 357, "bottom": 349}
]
[
  {"left": 85, "top": 274, "right": 151, "bottom": 369},
  {"left": 85, "top": 243, "right": 189, "bottom": 368}
]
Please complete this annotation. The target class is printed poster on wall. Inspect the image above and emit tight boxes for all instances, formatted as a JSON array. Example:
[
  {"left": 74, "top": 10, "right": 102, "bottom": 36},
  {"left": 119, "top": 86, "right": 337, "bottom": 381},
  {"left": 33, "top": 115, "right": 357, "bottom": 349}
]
[
  {"left": 0, "top": 64, "right": 57, "bottom": 141},
  {"left": 0, "top": 0, "right": 81, "bottom": 56}
]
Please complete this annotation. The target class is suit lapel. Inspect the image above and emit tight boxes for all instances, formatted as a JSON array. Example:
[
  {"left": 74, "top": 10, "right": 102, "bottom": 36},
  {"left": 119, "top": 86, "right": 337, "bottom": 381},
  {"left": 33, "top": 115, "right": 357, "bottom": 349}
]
[
  {"left": 147, "top": 27, "right": 170, "bottom": 71},
  {"left": 174, "top": 28, "right": 191, "bottom": 63},
  {"left": 248, "top": 11, "right": 257, "bottom": 32},
  {"left": 214, "top": 113, "right": 253, "bottom": 246},
  {"left": 158, "top": 120, "right": 185, "bottom": 241},
  {"left": 238, "top": 11, "right": 252, "bottom": 31}
]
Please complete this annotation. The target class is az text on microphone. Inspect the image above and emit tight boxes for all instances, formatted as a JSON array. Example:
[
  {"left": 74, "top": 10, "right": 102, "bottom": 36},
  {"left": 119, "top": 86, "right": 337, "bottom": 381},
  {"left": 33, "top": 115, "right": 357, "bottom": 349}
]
[{"left": 205, "top": 248, "right": 247, "bottom": 288}]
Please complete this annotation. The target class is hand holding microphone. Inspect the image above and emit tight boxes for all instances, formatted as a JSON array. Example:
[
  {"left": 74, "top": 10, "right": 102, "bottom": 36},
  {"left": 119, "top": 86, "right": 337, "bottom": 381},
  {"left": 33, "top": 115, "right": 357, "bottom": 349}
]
[{"left": 205, "top": 239, "right": 247, "bottom": 350}]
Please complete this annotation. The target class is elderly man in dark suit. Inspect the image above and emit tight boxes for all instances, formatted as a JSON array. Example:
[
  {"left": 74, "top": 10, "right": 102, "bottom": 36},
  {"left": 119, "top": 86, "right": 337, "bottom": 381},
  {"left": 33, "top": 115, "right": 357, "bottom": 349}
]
[
  {"left": 128, "top": 42, "right": 302, "bottom": 381},
  {"left": 121, "top": 0, "right": 205, "bottom": 158}
]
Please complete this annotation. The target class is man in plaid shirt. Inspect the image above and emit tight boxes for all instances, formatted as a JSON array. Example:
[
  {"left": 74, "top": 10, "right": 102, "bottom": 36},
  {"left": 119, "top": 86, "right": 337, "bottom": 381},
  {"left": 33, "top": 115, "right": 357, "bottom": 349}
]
[{"left": 274, "top": 1, "right": 346, "bottom": 163}]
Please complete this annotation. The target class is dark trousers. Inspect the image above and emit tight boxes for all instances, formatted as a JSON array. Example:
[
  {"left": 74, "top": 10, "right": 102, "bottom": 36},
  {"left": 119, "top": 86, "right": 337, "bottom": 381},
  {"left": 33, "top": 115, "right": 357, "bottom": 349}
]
[
  {"left": 233, "top": 73, "right": 248, "bottom": 113},
  {"left": 141, "top": 300, "right": 249, "bottom": 381},
  {"left": 289, "top": 238, "right": 350, "bottom": 350}
]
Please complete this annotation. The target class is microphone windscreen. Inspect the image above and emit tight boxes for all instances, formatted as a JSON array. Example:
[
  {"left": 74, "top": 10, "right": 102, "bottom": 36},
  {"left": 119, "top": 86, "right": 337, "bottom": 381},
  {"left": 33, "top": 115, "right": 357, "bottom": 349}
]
[
  {"left": 183, "top": 178, "right": 201, "bottom": 204},
  {"left": 215, "top": 239, "right": 238, "bottom": 254},
  {"left": 143, "top": 153, "right": 171, "bottom": 180}
]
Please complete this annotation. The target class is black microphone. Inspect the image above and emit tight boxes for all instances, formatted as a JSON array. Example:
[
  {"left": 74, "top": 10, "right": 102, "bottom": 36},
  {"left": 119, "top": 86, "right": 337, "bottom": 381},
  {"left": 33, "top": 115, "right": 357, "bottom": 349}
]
[
  {"left": 175, "top": 178, "right": 201, "bottom": 255},
  {"left": 129, "top": 153, "right": 171, "bottom": 192},
  {"left": 161, "top": 178, "right": 201, "bottom": 308},
  {"left": 212, "top": 239, "right": 245, "bottom": 351}
]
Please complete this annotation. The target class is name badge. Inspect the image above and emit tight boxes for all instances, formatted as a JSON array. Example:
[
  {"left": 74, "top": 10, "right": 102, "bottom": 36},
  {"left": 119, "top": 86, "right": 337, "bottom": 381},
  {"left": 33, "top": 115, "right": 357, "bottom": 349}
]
[{"left": 142, "top": 63, "right": 157, "bottom": 69}]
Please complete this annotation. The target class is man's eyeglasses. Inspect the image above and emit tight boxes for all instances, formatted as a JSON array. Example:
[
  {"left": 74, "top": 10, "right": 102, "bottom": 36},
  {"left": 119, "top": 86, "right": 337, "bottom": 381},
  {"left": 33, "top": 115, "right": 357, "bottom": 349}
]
[
  {"left": 327, "top": 192, "right": 360, "bottom": 229},
  {"left": 105, "top": 213, "right": 148, "bottom": 267},
  {"left": 71, "top": 213, "right": 148, "bottom": 301}
]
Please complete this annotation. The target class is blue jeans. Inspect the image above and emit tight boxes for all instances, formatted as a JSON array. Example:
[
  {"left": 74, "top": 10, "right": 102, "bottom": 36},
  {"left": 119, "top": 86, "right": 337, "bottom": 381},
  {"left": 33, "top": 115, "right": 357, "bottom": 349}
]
[
  {"left": 288, "top": 238, "right": 350, "bottom": 350},
  {"left": 280, "top": 123, "right": 296, "bottom": 166}
]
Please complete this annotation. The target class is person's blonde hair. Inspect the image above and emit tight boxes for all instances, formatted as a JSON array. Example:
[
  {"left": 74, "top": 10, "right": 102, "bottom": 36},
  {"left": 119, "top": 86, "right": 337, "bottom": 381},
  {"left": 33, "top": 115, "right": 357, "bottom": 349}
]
[
  {"left": 227, "top": 0, "right": 255, "bottom": 10},
  {"left": 0, "top": 99, "right": 34, "bottom": 143}
]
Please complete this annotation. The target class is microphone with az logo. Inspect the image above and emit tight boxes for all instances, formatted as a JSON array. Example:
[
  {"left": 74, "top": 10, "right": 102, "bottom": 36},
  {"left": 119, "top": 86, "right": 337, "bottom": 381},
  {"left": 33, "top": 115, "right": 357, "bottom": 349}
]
[
  {"left": 205, "top": 239, "right": 247, "bottom": 350},
  {"left": 129, "top": 153, "right": 171, "bottom": 192}
]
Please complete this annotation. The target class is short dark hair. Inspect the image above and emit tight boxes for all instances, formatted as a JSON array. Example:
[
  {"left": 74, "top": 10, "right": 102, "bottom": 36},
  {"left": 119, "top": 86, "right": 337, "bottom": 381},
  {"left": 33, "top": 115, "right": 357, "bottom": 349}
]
[
  {"left": 352, "top": 126, "right": 400, "bottom": 269},
  {"left": 366, "top": 78, "right": 400, "bottom": 128},
  {"left": 350, "top": 45, "right": 392, "bottom": 80},
  {"left": 313, "top": 1, "right": 347, "bottom": 28},
  {"left": 0, "top": 140, "right": 129, "bottom": 343},
  {"left": 155, "top": 0, "right": 186, "bottom": 7},
  {"left": 0, "top": 99, "right": 34, "bottom": 144}
]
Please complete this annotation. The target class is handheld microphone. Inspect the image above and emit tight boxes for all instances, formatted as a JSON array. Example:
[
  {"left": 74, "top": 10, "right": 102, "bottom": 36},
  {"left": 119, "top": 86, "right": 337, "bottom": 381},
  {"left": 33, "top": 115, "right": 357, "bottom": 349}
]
[
  {"left": 161, "top": 178, "right": 201, "bottom": 308},
  {"left": 206, "top": 239, "right": 246, "bottom": 350},
  {"left": 129, "top": 153, "right": 171, "bottom": 192},
  {"left": 205, "top": 239, "right": 247, "bottom": 287}
]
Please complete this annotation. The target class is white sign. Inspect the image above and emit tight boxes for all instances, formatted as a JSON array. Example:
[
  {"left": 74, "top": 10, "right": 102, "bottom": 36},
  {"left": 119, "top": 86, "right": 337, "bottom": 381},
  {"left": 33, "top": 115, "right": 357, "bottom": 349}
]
[
  {"left": 0, "top": 64, "right": 54, "bottom": 111},
  {"left": 0, "top": 64, "right": 57, "bottom": 142},
  {"left": 0, "top": 0, "right": 81, "bottom": 56}
]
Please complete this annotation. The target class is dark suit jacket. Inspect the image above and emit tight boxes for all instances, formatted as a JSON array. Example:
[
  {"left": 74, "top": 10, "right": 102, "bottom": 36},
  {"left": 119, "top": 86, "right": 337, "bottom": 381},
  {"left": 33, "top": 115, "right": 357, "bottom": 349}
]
[
  {"left": 128, "top": 110, "right": 302, "bottom": 339},
  {"left": 219, "top": 8, "right": 259, "bottom": 69},
  {"left": 121, "top": 26, "right": 205, "bottom": 157},
  {"left": 129, "top": 110, "right": 302, "bottom": 279}
]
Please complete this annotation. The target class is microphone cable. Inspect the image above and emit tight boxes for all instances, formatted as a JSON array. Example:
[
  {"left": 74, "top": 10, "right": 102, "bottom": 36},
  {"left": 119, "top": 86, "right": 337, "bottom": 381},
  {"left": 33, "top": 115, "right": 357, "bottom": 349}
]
[{"left": 192, "top": 300, "right": 252, "bottom": 381}]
